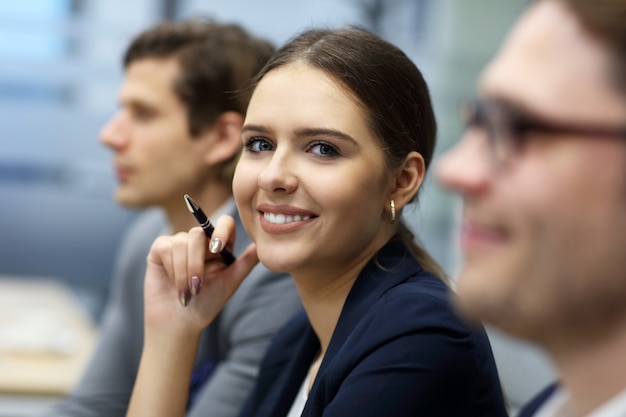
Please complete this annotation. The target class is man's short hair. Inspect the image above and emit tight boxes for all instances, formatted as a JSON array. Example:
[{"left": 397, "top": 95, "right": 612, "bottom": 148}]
[
  {"left": 123, "top": 18, "right": 275, "bottom": 182},
  {"left": 560, "top": 0, "right": 626, "bottom": 94},
  {"left": 124, "top": 18, "right": 274, "bottom": 136}
]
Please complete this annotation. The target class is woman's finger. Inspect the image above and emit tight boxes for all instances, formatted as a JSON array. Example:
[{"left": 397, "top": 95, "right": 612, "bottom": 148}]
[
  {"left": 221, "top": 242, "right": 259, "bottom": 292},
  {"left": 208, "top": 215, "right": 237, "bottom": 257},
  {"left": 148, "top": 235, "right": 175, "bottom": 281},
  {"left": 170, "top": 232, "right": 190, "bottom": 306},
  {"left": 187, "top": 227, "right": 207, "bottom": 296}
]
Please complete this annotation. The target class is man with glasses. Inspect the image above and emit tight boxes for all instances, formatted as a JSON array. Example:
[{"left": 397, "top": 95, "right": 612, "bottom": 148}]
[{"left": 437, "top": 0, "right": 626, "bottom": 416}]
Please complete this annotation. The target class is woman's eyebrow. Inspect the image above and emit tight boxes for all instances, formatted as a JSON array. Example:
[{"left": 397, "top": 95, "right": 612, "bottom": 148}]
[
  {"left": 294, "top": 127, "right": 357, "bottom": 144},
  {"left": 242, "top": 125, "right": 358, "bottom": 145},
  {"left": 241, "top": 124, "right": 271, "bottom": 134}
]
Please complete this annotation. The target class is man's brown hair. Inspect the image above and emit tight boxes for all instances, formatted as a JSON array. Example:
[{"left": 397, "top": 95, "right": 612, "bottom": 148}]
[
  {"left": 560, "top": 0, "right": 626, "bottom": 94},
  {"left": 124, "top": 19, "right": 275, "bottom": 181}
]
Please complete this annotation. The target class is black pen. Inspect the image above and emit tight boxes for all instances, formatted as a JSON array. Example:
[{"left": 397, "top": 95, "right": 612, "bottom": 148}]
[{"left": 184, "top": 194, "right": 236, "bottom": 265}]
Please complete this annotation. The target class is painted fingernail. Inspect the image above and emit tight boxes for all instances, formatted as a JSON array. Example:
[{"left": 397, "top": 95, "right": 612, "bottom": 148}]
[
  {"left": 190, "top": 276, "right": 201, "bottom": 296},
  {"left": 209, "top": 238, "right": 223, "bottom": 254},
  {"left": 179, "top": 290, "right": 190, "bottom": 307}
]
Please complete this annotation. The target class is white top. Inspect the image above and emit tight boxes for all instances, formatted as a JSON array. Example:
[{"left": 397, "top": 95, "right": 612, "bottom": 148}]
[
  {"left": 535, "top": 388, "right": 626, "bottom": 417},
  {"left": 286, "top": 368, "right": 311, "bottom": 417}
]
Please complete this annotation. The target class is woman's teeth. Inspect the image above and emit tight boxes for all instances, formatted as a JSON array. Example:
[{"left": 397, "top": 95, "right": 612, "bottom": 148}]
[{"left": 264, "top": 212, "right": 311, "bottom": 224}]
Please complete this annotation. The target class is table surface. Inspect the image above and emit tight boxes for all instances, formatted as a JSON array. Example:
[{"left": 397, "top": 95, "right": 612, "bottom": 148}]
[{"left": 0, "top": 277, "right": 97, "bottom": 396}]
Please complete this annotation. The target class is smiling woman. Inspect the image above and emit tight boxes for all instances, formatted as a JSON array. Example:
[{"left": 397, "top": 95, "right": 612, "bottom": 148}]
[
  {"left": 126, "top": 27, "right": 508, "bottom": 417},
  {"left": 234, "top": 64, "right": 396, "bottom": 275}
]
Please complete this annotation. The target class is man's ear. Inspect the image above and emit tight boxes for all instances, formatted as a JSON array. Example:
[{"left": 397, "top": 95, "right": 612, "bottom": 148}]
[
  {"left": 390, "top": 151, "right": 426, "bottom": 210},
  {"left": 199, "top": 111, "right": 244, "bottom": 166}
]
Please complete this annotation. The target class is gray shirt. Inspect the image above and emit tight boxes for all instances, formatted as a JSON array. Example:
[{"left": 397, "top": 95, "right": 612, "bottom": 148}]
[{"left": 41, "top": 204, "right": 302, "bottom": 417}]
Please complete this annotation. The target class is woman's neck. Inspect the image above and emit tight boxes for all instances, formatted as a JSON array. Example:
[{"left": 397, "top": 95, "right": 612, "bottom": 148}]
[
  {"left": 292, "top": 247, "right": 381, "bottom": 355},
  {"left": 296, "top": 271, "right": 358, "bottom": 355},
  {"left": 294, "top": 231, "right": 396, "bottom": 354}
]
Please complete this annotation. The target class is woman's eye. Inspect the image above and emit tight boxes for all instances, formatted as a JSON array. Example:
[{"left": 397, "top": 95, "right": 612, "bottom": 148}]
[
  {"left": 245, "top": 137, "right": 274, "bottom": 153},
  {"left": 309, "top": 142, "right": 339, "bottom": 157}
]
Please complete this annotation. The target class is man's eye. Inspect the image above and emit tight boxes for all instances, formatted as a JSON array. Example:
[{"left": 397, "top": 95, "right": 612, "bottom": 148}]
[{"left": 132, "top": 107, "right": 156, "bottom": 120}]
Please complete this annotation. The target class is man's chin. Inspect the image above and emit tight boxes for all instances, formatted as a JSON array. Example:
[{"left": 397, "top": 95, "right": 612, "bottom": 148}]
[
  {"left": 453, "top": 266, "right": 513, "bottom": 324},
  {"left": 114, "top": 190, "right": 151, "bottom": 210},
  {"left": 453, "top": 273, "right": 541, "bottom": 340},
  {"left": 452, "top": 285, "right": 491, "bottom": 325}
]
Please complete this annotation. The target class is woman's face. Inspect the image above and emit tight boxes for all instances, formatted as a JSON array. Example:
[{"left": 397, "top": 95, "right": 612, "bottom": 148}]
[{"left": 233, "top": 64, "right": 396, "bottom": 278}]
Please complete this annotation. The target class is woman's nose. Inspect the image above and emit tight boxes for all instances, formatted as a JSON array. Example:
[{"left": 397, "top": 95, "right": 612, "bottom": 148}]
[{"left": 257, "top": 150, "right": 298, "bottom": 194}]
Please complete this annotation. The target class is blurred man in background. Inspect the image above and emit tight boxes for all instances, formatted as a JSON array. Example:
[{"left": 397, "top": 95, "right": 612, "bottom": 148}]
[
  {"left": 437, "top": 0, "right": 626, "bottom": 416},
  {"left": 41, "top": 18, "right": 302, "bottom": 417}
]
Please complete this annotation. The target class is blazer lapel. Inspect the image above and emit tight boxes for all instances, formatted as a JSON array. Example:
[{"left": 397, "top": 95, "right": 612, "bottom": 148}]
[
  {"left": 253, "top": 312, "right": 320, "bottom": 417},
  {"left": 303, "top": 240, "right": 421, "bottom": 414}
]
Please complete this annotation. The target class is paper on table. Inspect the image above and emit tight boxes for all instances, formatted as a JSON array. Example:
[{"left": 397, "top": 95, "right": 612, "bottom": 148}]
[
  {"left": 0, "top": 309, "right": 78, "bottom": 355},
  {"left": 0, "top": 277, "right": 97, "bottom": 395}
]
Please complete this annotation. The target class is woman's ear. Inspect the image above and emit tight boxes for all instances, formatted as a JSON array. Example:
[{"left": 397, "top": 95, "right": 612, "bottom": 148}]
[
  {"left": 199, "top": 111, "right": 244, "bottom": 166},
  {"left": 390, "top": 151, "right": 426, "bottom": 210}
]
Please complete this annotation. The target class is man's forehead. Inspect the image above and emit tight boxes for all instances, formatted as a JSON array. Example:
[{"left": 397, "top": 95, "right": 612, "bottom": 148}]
[
  {"left": 478, "top": 0, "right": 626, "bottom": 122},
  {"left": 119, "top": 59, "right": 181, "bottom": 104}
]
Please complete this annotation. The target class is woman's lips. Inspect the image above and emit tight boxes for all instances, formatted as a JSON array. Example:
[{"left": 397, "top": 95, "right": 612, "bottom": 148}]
[{"left": 257, "top": 204, "right": 317, "bottom": 234}]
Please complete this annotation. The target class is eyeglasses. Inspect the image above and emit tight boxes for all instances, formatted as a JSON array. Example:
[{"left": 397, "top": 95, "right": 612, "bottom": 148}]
[{"left": 461, "top": 98, "right": 626, "bottom": 167}]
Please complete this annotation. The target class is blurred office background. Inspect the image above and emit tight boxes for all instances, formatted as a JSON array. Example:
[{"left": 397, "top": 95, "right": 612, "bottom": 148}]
[
  {"left": 0, "top": 0, "right": 514, "bottom": 318},
  {"left": 0, "top": 0, "right": 555, "bottom": 415}
]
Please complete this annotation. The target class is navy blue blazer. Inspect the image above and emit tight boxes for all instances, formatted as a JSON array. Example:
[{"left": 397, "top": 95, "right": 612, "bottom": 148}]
[{"left": 239, "top": 240, "right": 508, "bottom": 417}]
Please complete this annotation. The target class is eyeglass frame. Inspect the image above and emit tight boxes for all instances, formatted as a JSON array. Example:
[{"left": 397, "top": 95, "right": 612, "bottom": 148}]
[{"left": 461, "top": 98, "right": 626, "bottom": 167}]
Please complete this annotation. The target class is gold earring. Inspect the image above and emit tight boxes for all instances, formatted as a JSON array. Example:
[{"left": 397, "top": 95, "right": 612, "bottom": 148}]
[{"left": 390, "top": 199, "right": 396, "bottom": 223}]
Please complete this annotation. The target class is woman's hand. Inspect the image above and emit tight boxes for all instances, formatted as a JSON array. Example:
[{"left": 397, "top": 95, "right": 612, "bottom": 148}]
[
  {"left": 143, "top": 215, "right": 260, "bottom": 339},
  {"left": 128, "top": 217, "right": 259, "bottom": 417}
]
